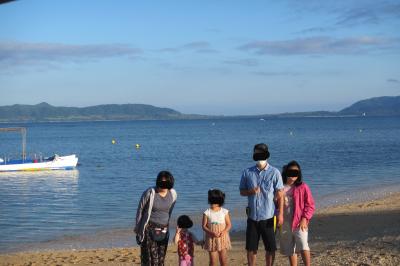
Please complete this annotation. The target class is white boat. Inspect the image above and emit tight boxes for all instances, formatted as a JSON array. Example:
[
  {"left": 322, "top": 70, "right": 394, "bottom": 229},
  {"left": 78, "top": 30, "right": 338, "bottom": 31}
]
[
  {"left": 0, "top": 127, "right": 78, "bottom": 172},
  {"left": 0, "top": 154, "right": 78, "bottom": 172}
]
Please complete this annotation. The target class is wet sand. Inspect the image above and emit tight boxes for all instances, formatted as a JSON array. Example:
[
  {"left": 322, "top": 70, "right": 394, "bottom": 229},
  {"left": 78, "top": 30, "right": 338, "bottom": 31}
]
[{"left": 1, "top": 192, "right": 399, "bottom": 265}]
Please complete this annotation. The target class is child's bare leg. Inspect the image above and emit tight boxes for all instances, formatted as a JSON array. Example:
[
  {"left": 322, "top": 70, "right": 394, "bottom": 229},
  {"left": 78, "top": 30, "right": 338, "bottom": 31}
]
[
  {"left": 218, "top": 249, "right": 228, "bottom": 266},
  {"left": 209, "top": 251, "right": 219, "bottom": 266},
  {"left": 300, "top": 250, "right": 310, "bottom": 266},
  {"left": 289, "top": 254, "right": 297, "bottom": 266}
]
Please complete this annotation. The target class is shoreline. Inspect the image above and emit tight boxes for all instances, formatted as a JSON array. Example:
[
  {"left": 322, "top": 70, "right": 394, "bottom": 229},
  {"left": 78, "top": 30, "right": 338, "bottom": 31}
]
[
  {"left": 1, "top": 192, "right": 399, "bottom": 265},
  {"left": 2, "top": 113, "right": 394, "bottom": 124}
]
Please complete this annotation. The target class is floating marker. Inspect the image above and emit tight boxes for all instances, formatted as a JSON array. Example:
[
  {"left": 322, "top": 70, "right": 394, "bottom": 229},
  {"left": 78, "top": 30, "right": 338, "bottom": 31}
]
[
  {"left": 135, "top": 144, "right": 141, "bottom": 149},
  {"left": 111, "top": 139, "right": 116, "bottom": 144}
]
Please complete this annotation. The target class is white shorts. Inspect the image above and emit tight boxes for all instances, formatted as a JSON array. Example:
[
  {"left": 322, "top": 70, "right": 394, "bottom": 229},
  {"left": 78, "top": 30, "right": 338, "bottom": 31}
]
[{"left": 279, "top": 227, "right": 310, "bottom": 256}]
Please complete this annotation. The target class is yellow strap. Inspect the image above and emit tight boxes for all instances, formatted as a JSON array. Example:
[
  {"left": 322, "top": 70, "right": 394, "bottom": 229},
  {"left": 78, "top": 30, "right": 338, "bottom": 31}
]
[{"left": 273, "top": 216, "right": 277, "bottom": 233}]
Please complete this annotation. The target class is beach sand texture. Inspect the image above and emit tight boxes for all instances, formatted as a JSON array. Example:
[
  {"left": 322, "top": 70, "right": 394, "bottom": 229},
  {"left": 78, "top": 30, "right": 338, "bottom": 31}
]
[{"left": 1, "top": 192, "right": 399, "bottom": 266}]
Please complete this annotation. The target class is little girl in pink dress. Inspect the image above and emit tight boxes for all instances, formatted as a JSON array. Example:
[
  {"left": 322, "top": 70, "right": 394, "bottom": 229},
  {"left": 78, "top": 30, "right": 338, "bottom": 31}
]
[{"left": 174, "top": 215, "right": 202, "bottom": 266}]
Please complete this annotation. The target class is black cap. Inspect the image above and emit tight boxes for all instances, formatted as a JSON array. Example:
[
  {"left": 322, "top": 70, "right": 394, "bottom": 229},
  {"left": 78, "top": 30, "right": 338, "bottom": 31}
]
[{"left": 253, "top": 143, "right": 270, "bottom": 161}]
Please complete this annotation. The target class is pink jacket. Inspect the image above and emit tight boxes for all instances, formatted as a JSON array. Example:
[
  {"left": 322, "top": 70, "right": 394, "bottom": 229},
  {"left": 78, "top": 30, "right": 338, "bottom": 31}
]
[{"left": 291, "top": 182, "right": 315, "bottom": 231}]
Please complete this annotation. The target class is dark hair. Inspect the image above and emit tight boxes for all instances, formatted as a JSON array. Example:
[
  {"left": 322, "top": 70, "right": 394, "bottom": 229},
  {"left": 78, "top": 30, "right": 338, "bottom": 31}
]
[
  {"left": 282, "top": 160, "right": 303, "bottom": 187},
  {"left": 156, "top": 170, "right": 174, "bottom": 189},
  {"left": 208, "top": 189, "right": 225, "bottom": 206},
  {"left": 177, "top": 215, "right": 193, "bottom": 229},
  {"left": 253, "top": 143, "right": 270, "bottom": 161}
]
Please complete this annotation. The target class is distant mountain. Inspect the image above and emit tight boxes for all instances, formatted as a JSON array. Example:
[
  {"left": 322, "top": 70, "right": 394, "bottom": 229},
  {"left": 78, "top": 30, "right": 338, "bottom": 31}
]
[
  {"left": 338, "top": 96, "right": 400, "bottom": 116},
  {"left": 0, "top": 96, "right": 399, "bottom": 122},
  {"left": 252, "top": 95, "right": 400, "bottom": 118},
  {"left": 0, "top": 102, "right": 206, "bottom": 122}
]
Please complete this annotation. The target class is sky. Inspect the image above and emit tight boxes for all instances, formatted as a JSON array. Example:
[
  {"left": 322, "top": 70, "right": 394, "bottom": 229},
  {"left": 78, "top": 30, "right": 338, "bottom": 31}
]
[{"left": 0, "top": 0, "right": 399, "bottom": 115}]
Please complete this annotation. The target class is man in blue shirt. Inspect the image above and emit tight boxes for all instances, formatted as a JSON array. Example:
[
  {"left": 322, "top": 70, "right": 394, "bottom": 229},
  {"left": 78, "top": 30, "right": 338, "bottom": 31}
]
[{"left": 240, "top": 143, "right": 284, "bottom": 266}]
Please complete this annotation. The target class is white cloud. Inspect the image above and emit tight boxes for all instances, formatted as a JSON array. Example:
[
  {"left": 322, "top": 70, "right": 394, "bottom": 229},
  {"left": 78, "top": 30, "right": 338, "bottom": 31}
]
[
  {"left": 239, "top": 36, "right": 400, "bottom": 55},
  {"left": 0, "top": 41, "right": 142, "bottom": 73}
]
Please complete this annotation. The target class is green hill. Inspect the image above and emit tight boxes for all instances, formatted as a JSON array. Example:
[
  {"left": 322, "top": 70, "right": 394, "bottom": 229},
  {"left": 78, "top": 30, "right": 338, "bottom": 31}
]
[
  {"left": 0, "top": 102, "right": 205, "bottom": 122},
  {"left": 338, "top": 96, "right": 400, "bottom": 116},
  {"left": 0, "top": 96, "right": 399, "bottom": 122}
]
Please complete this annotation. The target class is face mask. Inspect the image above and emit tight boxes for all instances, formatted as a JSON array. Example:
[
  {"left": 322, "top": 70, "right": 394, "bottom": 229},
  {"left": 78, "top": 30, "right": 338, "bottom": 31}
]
[{"left": 256, "top": 160, "right": 267, "bottom": 168}]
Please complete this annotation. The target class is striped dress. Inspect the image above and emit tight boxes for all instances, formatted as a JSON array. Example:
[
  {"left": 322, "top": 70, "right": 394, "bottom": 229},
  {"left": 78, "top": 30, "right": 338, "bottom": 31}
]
[{"left": 203, "top": 207, "right": 231, "bottom": 252}]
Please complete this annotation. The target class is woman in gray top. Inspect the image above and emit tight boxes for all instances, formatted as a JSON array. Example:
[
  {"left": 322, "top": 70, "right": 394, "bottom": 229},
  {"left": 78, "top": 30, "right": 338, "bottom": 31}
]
[{"left": 135, "top": 171, "right": 177, "bottom": 266}]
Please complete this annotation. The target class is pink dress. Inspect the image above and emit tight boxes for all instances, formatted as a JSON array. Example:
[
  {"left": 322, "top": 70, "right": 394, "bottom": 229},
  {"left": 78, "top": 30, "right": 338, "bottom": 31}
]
[{"left": 178, "top": 230, "right": 194, "bottom": 266}]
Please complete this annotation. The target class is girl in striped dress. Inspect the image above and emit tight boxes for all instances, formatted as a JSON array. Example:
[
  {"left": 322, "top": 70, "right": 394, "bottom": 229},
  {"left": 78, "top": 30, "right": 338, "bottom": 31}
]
[{"left": 202, "top": 189, "right": 231, "bottom": 266}]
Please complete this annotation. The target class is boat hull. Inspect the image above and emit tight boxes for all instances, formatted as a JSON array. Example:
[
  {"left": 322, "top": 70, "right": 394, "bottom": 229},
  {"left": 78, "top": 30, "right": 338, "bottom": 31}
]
[{"left": 0, "top": 155, "right": 78, "bottom": 172}]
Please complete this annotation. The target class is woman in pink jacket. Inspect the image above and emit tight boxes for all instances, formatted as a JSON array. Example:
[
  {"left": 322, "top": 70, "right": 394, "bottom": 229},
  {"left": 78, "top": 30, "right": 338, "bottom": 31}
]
[{"left": 280, "top": 161, "right": 315, "bottom": 266}]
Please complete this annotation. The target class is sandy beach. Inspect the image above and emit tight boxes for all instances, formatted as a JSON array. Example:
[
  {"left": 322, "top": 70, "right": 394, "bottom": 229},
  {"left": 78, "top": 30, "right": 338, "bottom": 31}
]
[{"left": 1, "top": 192, "right": 399, "bottom": 266}]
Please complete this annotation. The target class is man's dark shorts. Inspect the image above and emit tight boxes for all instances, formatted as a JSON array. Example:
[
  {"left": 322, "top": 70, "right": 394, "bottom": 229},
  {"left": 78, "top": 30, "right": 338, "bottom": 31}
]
[{"left": 246, "top": 217, "right": 277, "bottom": 252}]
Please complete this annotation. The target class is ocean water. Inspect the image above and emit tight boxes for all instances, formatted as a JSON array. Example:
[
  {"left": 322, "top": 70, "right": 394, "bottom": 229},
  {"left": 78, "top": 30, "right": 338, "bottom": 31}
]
[{"left": 0, "top": 117, "right": 400, "bottom": 252}]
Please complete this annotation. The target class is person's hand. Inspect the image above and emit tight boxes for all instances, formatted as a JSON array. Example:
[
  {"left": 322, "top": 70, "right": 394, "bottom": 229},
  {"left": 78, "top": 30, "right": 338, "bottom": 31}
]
[
  {"left": 299, "top": 218, "right": 308, "bottom": 232},
  {"left": 277, "top": 214, "right": 284, "bottom": 227},
  {"left": 218, "top": 231, "right": 225, "bottom": 237},
  {"left": 212, "top": 231, "right": 221, "bottom": 238},
  {"left": 251, "top": 186, "right": 260, "bottom": 194},
  {"left": 176, "top": 226, "right": 181, "bottom": 233}
]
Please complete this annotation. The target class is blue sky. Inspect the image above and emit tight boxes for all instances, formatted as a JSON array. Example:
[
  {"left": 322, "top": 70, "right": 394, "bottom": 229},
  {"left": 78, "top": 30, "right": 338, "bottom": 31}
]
[{"left": 0, "top": 0, "right": 399, "bottom": 115}]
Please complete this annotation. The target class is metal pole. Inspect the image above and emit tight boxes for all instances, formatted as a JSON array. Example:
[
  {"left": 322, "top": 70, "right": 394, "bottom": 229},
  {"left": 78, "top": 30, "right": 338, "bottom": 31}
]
[
  {"left": 0, "top": 127, "right": 27, "bottom": 160},
  {"left": 21, "top": 128, "right": 26, "bottom": 161}
]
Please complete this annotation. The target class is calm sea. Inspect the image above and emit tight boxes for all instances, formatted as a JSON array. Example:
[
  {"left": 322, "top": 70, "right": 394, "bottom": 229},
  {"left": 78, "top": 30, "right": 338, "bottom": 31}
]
[{"left": 0, "top": 117, "right": 399, "bottom": 252}]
